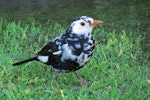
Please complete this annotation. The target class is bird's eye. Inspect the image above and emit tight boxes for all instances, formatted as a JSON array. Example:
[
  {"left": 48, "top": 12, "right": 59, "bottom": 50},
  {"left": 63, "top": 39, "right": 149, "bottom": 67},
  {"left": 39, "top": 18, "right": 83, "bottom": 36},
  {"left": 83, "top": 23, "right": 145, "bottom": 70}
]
[{"left": 80, "top": 22, "right": 85, "bottom": 26}]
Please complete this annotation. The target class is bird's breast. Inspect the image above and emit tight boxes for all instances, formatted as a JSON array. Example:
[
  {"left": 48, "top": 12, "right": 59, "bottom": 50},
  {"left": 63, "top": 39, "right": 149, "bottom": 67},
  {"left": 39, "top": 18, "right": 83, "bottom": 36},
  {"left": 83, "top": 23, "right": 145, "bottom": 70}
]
[{"left": 60, "top": 36, "right": 95, "bottom": 66}]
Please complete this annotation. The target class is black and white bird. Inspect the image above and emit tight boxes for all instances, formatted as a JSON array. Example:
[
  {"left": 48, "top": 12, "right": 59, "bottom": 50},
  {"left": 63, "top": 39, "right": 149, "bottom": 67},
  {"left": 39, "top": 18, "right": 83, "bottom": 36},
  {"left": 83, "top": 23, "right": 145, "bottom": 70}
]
[{"left": 13, "top": 16, "right": 103, "bottom": 88}]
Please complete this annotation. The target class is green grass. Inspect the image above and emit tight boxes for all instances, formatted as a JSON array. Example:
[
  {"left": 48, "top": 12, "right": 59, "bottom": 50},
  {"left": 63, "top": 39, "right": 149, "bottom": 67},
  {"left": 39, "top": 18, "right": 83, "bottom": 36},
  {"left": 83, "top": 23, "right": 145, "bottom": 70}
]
[{"left": 0, "top": 20, "right": 149, "bottom": 100}]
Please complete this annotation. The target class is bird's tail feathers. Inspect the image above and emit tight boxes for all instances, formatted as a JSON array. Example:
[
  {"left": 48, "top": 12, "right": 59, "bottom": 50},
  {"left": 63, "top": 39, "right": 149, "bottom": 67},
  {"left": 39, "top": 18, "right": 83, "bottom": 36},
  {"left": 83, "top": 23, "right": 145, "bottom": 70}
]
[{"left": 13, "top": 56, "right": 37, "bottom": 66}]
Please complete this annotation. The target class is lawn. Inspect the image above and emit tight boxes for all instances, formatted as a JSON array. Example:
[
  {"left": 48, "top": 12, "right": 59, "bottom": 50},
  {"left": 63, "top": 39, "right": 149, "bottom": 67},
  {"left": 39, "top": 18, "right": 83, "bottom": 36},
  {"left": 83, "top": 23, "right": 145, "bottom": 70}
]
[
  {"left": 0, "top": 19, "right": 149, "bottom": 99},
  {"left": 0, "top": 0, "right": 150, "bottom": 99}
]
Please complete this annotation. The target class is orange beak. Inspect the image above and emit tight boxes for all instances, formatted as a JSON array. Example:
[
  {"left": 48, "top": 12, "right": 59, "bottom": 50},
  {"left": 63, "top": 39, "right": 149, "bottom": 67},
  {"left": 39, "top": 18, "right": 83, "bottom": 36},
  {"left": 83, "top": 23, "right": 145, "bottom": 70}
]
[{"left": 90, "top": 20, "right": 103, "bottom": 26}]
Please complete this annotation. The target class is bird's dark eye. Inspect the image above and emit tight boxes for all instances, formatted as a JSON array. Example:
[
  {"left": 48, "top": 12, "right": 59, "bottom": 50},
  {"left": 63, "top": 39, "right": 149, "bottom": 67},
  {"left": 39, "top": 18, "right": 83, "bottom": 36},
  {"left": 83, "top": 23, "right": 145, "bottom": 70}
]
[{"left": 80, "top": 22, "right": 85, "bottom": 26}]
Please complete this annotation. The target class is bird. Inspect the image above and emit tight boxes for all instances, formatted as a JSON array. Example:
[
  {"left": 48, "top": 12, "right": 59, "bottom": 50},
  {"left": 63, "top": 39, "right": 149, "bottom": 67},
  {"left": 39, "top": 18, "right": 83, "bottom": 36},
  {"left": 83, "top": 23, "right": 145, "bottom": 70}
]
[{"left": 13, "top": 16, "right": 103, "bottom": 88}]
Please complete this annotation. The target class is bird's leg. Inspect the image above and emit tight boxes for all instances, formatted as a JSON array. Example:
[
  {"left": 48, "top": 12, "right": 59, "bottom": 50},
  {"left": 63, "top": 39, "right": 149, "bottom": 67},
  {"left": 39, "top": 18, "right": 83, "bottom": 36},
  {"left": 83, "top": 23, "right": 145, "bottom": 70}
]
[
  {"left": 55, "top": 72, "right": 60, "bottom": 89},
  {"left": 74, "top": 72, "right": 89, "bottom": 88}
]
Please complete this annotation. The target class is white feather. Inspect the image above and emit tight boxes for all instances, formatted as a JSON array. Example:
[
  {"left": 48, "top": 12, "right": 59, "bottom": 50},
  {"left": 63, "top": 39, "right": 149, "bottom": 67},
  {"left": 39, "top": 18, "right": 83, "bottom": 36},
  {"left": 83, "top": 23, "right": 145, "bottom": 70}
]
[
  {"left": 75, "top": 43, "right": 81, "bottom": 49},
  {"left": 53, "top": 50, "right": 62, "bottom": 55},
  {"left": 77, "top": 53, "right": 90, "bottom": 66},
  {"left": 38, "top": 56, "right": 49, "bottom": 63},
  {"left": 61, "top": 44, "right": 77, "bottom": 62},
  {"left": 71, "top": 19, "right": 94, "bottom": 34}
]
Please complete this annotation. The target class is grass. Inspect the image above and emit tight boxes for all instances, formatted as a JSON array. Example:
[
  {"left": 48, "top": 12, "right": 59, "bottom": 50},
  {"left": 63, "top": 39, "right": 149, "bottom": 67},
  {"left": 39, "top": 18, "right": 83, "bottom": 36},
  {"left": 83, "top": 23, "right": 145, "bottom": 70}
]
[
  {"left": 0, "top": 19, "right": 149, "bottom": 100},
  {"left": 0, "top": 1, "right": 149, "bottom": 99}
]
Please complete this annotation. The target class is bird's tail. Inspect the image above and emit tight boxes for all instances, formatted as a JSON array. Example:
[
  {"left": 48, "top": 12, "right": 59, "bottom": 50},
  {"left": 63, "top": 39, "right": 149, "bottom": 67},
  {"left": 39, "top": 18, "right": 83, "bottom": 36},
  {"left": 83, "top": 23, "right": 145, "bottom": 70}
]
[{"left": 12, "top": 56, "right": 37, "bottom": 66}]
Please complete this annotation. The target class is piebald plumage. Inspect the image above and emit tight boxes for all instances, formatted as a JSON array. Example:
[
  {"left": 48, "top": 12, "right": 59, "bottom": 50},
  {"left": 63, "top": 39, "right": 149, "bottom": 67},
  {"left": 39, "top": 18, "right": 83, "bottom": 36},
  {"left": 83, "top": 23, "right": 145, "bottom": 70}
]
[{"left": 13, "top": 16, "right": 103, "bottom": 88}]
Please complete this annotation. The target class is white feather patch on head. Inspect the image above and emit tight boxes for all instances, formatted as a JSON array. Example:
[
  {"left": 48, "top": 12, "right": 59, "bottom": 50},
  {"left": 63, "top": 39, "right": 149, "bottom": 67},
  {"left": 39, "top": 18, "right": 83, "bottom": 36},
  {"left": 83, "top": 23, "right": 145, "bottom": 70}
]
[
  {"left": 38, "top": 56, "right": 49, "bottom": 63},
  {"left": 71, "top": 19, "right": 93, "bottom": 34}
]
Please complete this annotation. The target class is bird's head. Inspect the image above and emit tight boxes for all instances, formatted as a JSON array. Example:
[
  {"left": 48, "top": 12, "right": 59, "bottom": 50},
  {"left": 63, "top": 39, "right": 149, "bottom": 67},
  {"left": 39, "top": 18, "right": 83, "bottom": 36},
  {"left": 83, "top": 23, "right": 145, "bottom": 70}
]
[{"left": 67, "top": 16, "right": 103, "bottom": 35}]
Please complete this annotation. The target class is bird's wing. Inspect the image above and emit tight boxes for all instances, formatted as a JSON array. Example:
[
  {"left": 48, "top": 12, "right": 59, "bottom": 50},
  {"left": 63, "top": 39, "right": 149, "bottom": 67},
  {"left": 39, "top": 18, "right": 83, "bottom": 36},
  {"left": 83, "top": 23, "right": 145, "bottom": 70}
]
[
  {"left": 36, "top": 41, "right": 62, "bottom": 63},
  {"left": 37, "top": 33, "right": 67, "bottom": 57},
  {"left": 37, "top": 42, "right": 61, "bottom": 56}
]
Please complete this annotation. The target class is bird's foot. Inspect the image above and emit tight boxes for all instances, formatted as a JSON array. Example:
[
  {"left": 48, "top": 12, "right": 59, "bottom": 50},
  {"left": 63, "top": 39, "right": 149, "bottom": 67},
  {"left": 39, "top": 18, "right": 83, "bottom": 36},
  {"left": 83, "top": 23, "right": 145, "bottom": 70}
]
[
  {"left": 79, "top": 79, "right": 89, "bottom": 88},
  {"left": 55, "top": 72, "right": 61, "bottom": 89},
  {"left": 74, "top": 72, "right": 89, "bottom": 88}
]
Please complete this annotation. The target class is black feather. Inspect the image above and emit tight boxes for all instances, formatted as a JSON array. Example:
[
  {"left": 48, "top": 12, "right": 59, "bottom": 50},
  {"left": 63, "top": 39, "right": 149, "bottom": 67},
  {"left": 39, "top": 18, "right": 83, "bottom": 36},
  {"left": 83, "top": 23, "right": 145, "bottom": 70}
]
[{"left": 13, "top": 56, "right": 37, "bottom": 66}]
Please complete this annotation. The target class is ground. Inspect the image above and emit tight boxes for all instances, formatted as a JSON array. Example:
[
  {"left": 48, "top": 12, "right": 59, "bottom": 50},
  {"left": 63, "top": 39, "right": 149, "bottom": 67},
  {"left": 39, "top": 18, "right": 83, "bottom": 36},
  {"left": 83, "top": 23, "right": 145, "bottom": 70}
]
[{"left": 0, "top": 0, "right": 150, "bottom": 99}]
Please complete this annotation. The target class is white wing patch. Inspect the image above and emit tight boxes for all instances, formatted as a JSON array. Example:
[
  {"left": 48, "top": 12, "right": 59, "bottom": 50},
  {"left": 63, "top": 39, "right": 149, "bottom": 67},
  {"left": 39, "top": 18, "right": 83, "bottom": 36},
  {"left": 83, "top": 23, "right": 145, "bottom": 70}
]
[
  {"left": 38, "top": 56, "right": 49, "bottom": 63},
  {"left": 53, "top": 50, "right": 62, "bottom": 55}
]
